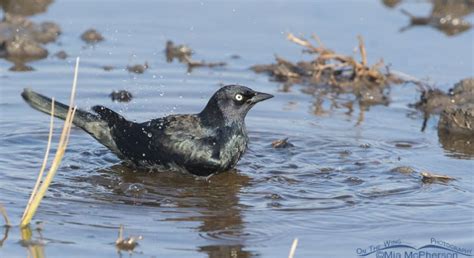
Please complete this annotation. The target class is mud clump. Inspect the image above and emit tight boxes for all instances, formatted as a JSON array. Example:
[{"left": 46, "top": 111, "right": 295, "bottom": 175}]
[
  {"left": 272, "top": 138, "right": 294, "bottom": 148},
  {"left": 0, "top": 13, "right": 60, "bottom": 71},
  {"left": 390, "top": 166, "right": 415, "bottom": 174},
  {"left": 53, "top": 50, "right": 67, "bottom": 59},
  {"left": 413, "top": 78, "right": 474, "bottom": 131},
  {"left": 165, "top": 40, "right": 193, "bottom": 63},
  {"left": 412, "top": 78, "right": 474, "bottom": 156},
  {"left": 165, "top": 40, "right": 226, "bottom": 72},
  {"left": 399, "top": 0, "right": 473, "bottom": 36},
  {"left": 110, "top": 90, "right": 133, "bottom": 102},
  {"left": 0, "top": 0, "right": 53, "bottom": 17},
  {"left": 437, "top": 103, "right": 474, "bottom": 157},
  {"left": 413, "top": 78, "right": 472, "bottom": 112},
  {"left": 81, "top": 28, "right": 104, "bottom": 43},
  {"left": 102, "top": 65, "right": 114, "bottom": 71},
  {"left": 127, "top": 62, "right": 149, "bottom": 74},
  {"left": 439, "top": 103, "right": 474, "bottom": 135}
]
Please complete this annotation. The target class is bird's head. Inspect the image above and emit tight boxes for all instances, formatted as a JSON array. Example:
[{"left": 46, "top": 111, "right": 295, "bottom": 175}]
[{"left": 200, "top": 85, "right": 273, "bottom": 126}]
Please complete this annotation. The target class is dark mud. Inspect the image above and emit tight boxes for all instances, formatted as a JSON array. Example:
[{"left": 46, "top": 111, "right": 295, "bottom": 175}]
[
  {"left": 165, "top": 40, "right": 226, "bottom": 72},
  {"left": 110, "top": 90, "right": 133, "bottom": 103},
  {"left": 0, "top": 12, "right": 60, "bottom": 71},
  {"left": 412, "top": 78, "right": 474, "bottom": 157},
  {"left": 80, "top": 28, "right": 104, "bottom": 44},
  {"left": 271, "top": 138, "right": 294, "bottom": 148},
  {"left": 127, "top": 62, "right": 148, "bottom": 74},
  {"left": 53, "top": 50, "right": 67, "bottom": 60},
  {"left": 384, "top": 0, "right": 474, "bottom": 36}
]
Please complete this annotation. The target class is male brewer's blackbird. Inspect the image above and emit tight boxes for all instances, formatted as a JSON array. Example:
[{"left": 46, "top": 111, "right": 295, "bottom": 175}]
[{"left": 22, "top": 85, "right": 273, "bottom": 176}]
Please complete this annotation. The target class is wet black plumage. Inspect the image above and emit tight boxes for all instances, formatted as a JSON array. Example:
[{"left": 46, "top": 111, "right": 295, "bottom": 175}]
[{"left": 22, "top": 85, "right": 273, "bottom": 176}]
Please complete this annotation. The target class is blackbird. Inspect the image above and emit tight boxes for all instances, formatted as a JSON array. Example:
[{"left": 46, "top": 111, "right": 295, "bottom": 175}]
[{"left": 22, "top": 85, "right": 273, "bottom": 176}]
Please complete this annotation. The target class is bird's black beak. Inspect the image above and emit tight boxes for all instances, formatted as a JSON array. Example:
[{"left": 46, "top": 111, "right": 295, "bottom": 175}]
[{"left": 249, "top": 91, "right": 274, "bottom": 104}]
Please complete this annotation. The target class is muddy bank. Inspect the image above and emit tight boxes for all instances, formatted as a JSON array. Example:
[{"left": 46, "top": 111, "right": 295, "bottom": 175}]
[
  {"left": 81, "top": 28, "right": 104, "bottom": 44},
  {"left": 0, "top": 0, "right": 52, "bottom": 17},
  {"left": 383, "top": 0, "right": 474, "bottom": 36},
  {"left": 0, "top": 1, "right": 60, "bottom": 71},
  {"left": 412, "top": 78, "right": 474, "bottom": 156}
]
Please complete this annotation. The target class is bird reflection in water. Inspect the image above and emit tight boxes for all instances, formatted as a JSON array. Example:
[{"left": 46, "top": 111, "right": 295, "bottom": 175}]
[{"left": 97, "top": 164, "right": 256, "bottom": 258}]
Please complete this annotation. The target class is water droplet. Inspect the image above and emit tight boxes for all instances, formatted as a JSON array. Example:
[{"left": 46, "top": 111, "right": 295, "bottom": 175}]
[
  {"left": 142, "top": 153, "right": 146, "bottom": 157},
  {"left": 147, "top": 132, "right": 152, "bottom": 138}
]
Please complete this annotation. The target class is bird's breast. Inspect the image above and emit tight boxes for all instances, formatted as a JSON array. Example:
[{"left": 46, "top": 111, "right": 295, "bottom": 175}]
[{"left": 219, "top": 132, "right": 248, "bottom": 169}]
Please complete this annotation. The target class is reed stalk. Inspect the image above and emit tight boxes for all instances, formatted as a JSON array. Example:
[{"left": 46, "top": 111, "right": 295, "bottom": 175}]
[{"left": 20, "top": 57, "right": 80, "bottom": 227}]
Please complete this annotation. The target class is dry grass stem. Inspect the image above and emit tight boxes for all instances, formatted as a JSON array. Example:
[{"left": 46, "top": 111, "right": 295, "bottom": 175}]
[
  {"left": 0, "top": 203, "right": 11, "bottom": 227},
  {"left": 20, "top": 57, "right": 80, "bottom": 227},
  {"left": 21, "top": 99, "right": 55, "bottom": 223},
  {"left": 288, "top": 238, "right": 298, "bottom": 258}
]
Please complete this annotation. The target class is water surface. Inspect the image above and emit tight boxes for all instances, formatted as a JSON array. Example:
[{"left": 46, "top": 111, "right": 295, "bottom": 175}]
[{"left": 1, "top": 1, "right": 473, "bottom": 257}]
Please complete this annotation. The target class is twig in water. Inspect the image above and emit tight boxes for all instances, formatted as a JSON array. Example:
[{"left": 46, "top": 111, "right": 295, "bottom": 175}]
[
  {"left": 0, "top": 203, "right": 11, "bottom": 227},
  {"left": 116, "top": 225, "right": 142, "bottom": 252}
]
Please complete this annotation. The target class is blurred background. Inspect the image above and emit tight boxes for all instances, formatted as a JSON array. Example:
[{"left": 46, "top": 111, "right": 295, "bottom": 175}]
[{"left": 0, "top": 1, "right": 473, "bottom": 257}]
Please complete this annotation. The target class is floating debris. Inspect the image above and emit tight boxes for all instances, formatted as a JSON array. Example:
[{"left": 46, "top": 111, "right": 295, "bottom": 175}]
[
  {"left": 395, "top": 142, "right": 413, "bottom": 148},
  {"left": 272, "top": 138, "right": 294, "bottom": 148},
  {"left": 81, "top": 28, "right": 104, "bottom": 43},
  {"left": 183, "top": 55, "right": 226, "bottom": 71},
  {"left": 421, "top": 171, "right": 455, "bottom": 184},
  {"left": 102, "top": 65, "right": 114, "bottom": 71},
  {"left": 127, "top": 62, "right": 149, "bottom": 74},
  {"left": 115, "top": 225, "right": 142, "bottom": 252},
  {"left": 0, "top": 203, "right": 10, "bottom": 227},
  {"left": 390, "top": 166, "right": 415, "bottom": 174},
  {"left": 110, "top": 90, "right": 133, "bottom": 102},
  {"left": 53, "top": 50, "right": 67, "bottom": 59},
  {"left": 165, "top": 40, "right": 226, "bottom": 72},
  {"left": 251, "top": 33, "right": 400, "bottom": 125},
  {"left": 165, "top": 40, "right": 193, "bottom": 63},
  {"left": 252, "top": 33, "right": 395, "bottom": 90}
]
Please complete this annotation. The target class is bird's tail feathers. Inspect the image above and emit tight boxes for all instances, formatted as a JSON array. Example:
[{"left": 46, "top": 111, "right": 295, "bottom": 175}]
[{"left": 22, "top": 88, "right": 121, "bottom": 154}]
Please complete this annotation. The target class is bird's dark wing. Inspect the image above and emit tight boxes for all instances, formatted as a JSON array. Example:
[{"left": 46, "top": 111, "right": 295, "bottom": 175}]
[{"left": 142, "top": 115, "right": 223, "bottom": 173}]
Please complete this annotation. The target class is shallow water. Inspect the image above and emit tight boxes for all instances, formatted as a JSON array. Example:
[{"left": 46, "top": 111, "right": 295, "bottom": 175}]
[{"left": 1, "top": 1, "right": 473, "bottom": 257}]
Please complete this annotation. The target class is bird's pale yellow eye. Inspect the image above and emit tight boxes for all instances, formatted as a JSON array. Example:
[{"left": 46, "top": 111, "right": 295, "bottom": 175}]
[{"left": 235, "top": 94, "right": 243, "bottom": 101}]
